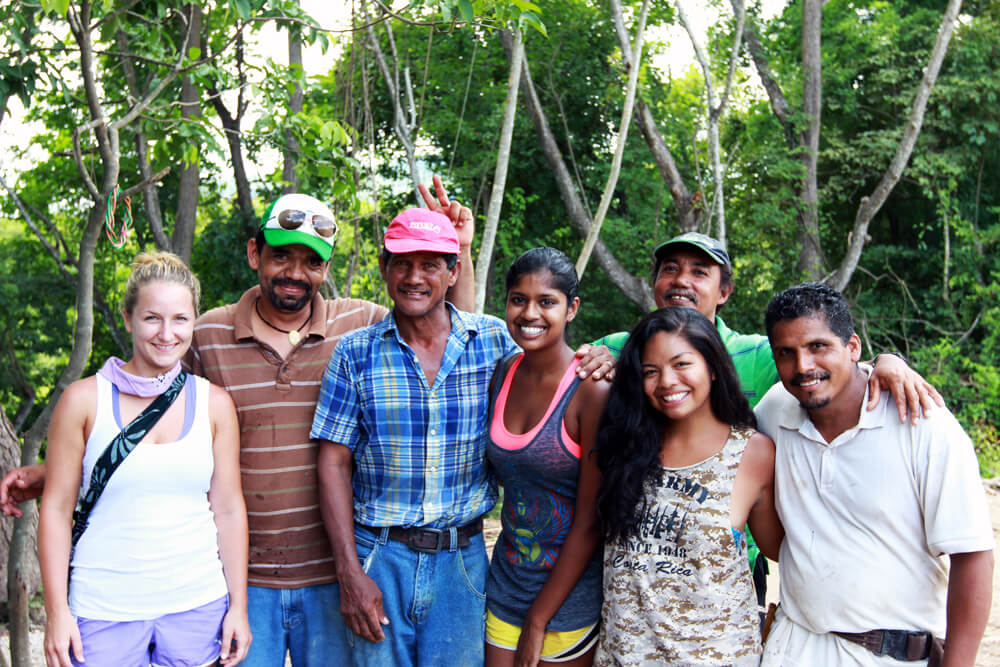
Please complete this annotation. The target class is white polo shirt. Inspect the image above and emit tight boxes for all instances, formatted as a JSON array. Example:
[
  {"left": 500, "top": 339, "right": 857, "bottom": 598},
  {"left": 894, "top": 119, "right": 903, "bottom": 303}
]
[{"left": 755, "top": 366, "right": 991, "bottom": 662}]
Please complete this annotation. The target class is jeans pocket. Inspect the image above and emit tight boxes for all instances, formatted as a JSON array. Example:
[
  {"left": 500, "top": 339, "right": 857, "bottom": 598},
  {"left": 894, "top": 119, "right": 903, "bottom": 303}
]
[
  {"left": 353, "top": 527, "right": 380, "bottom": 573},
  {"left": 456, "top": 543, "right": 488, "bottom": 600}
]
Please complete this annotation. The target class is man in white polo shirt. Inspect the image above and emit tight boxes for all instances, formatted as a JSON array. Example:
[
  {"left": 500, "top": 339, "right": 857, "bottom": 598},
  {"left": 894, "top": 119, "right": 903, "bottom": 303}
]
[{"left": 756, "top": 282, "right": 993, "bottom": 666}]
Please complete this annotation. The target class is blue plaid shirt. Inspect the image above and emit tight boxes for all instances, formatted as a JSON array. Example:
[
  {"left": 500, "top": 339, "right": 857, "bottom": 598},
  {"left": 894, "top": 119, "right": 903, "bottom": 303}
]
[{"left": 311, "top": 304, "right": 517, "bottom": 529}]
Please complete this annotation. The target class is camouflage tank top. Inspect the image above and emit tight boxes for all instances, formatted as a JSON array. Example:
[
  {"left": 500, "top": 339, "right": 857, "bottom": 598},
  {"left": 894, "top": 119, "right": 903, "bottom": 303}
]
[{"left": 596, "top": 427, "right": 760, "bottom": 666}]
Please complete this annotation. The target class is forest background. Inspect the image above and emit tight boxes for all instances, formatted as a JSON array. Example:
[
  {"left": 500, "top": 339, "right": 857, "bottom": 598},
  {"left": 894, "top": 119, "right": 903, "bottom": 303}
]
[
  {"left": 3, "top": 0, "right": 1000, "bottom": 485},
  {"left": 0, "top": 1, "right": 997, "bottom": 662}
]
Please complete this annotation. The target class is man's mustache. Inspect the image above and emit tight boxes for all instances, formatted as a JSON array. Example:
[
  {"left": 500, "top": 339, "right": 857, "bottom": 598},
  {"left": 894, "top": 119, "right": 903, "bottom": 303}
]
[
  {"left": 663, "top": 289, "right": 698, "bottom": 303},
  {"left": 273, "top": 278, "right": 311, "bottom": 292}
]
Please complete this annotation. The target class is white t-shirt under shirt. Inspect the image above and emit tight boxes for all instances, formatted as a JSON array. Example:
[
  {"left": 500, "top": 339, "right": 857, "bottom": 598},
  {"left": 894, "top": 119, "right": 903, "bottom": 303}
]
[
  {"left": 754, "top": 366, "right": 993, "bottom": 665},
  {"left": 69, "top": 374, "right": 228, "bottom": 621}
]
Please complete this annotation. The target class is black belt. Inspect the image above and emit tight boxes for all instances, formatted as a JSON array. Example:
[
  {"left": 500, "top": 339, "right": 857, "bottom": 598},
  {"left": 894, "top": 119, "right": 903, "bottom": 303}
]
[
  {"left": 834, "top": 629, "right": 940, "bottom": 662},
  {"left": 356, "top": 519, "right": 483, "bottom": 554}
]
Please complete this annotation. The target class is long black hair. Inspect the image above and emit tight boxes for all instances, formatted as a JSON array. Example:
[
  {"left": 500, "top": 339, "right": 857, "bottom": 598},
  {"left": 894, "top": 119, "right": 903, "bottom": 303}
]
[{"left": 596, "top": 307, "right": 755, "bottom": 543}]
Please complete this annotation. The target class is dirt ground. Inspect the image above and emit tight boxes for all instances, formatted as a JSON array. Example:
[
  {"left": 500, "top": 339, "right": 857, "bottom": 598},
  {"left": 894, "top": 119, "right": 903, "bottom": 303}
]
[
  {"left": 2, "top": 483, "right": 998, "bottom": 665},
  {"left": 972, "top": 481, "right": 1000, "bottom": 665}
]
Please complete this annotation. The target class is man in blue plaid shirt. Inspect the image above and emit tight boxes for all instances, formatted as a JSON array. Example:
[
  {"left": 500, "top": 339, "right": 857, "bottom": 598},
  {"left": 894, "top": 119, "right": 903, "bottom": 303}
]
[{"left": 311, "top": 207, "right": 517, "bottom": 666}]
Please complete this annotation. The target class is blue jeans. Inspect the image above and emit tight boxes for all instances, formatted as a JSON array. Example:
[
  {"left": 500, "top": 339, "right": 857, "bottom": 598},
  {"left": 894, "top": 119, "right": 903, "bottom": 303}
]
[
  {"left": 243, "top": 582, "right": 350, "bottom": 667},
  {"left": 349, "top": 525, "right": 487, "bottom": 666}
]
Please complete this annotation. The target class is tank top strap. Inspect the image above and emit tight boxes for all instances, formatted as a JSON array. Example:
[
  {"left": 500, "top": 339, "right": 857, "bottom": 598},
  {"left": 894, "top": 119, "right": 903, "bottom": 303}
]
[
  {"left": 549, "top": 365, "right": 582, "bottom": 418},
  {"left": 718, "top": 426, "right": 755, "bottom": 475},
  {"left": 487, "top": 351, "right": 521, "bottom": 432},
  {"left": 689, "top": 426, "right": 753, "bottom": 492}
]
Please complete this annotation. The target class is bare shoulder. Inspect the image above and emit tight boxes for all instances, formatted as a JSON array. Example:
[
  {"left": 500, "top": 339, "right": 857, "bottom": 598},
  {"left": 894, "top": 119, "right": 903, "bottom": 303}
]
[
  {"left": 745, "top": 431, "right": 775, "bottom": 458},
  {"left": 208, "top": 382, "right": 234, "bottom": 406},
  {"left": 64, "top": 375, "right": 98, "bottom": 398},
  {"left": 576, "top": 373, "right": 612, "bottom": 406},
  {"left": 738, "top": 431, "right": 776, "bottom": 478},
  {"left": 56, "top": 376, "right": 98, "bottom": 417},
  {"left": 208, "top": 382, "right": 237, "bottom": 417},
  {"left": 47, "top": 376, "right": 99, "bottom": 449},
  {"left": 569, "top": 375, "right": 612, "bottom": 439}
]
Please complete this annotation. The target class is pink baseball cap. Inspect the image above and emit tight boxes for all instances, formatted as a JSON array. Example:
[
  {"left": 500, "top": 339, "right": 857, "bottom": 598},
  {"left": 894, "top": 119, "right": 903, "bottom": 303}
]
[{"left": 384, "top": 208, "right": 459, "bottom": 255}]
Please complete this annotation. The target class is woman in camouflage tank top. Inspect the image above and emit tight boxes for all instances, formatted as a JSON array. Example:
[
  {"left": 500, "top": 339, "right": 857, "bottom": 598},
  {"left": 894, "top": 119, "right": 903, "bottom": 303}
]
[{"left": 594, "top": 308, "right": 783, "bottom": 666}]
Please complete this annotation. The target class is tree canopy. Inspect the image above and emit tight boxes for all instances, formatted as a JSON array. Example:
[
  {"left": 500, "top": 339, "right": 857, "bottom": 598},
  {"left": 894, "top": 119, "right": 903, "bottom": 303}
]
[{"left": 2, "top": 0, "right": 998, "bottom": 467}]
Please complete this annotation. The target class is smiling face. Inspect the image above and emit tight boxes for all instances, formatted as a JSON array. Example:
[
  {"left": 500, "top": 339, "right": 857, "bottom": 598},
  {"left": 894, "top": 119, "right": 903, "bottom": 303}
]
[
  {"left": 124, "top": 280, "right": 196, "bottom": 376},
  {"left": 505, "top": 270, "right": 579, "bottom": 351},
  {"left": 641, "top": 330, "right": 715, "bottom": 422},
  {"left": 248, "top": 240, "right": 329, "bottom": 312},
  {"left": 380, "top": 250, "right": 459, "bottom": 321},
  {"left": 769, "top": 314, "right": 863, "bottom": 412},
  {"left": 653, "top": 247, "right": 733, "bottom": 321}
]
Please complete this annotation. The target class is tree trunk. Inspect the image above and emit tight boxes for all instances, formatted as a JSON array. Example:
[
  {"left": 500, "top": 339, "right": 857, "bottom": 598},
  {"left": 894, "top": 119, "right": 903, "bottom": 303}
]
[
  {"left": 10, "top": 4, "right": 116, "bottom": 660},
  {"left": 576, "top": 0, "right": 649, "bottom": 279},
  {"left": 6, "top": 2, "right": 193, "bottom": 661},
  {"left": 365, "top": 4, "right": 421, "bottom": 201},
  {"left": 0, "top": 174, "right": 129, "bottom": 357},
  {"left": 116, "top": 28, "right": 169, "bottom": 251},
  {"left": 474, "top": 27, "right": 524, "bottom": 313},
  {"left": 797, "top": 0, "right": 825, "bottom": 278},
  {"left": 215, "top": 101, "right": 256, "bottom": 237},
  {"left": 736, "top": 1, "right": 794, "bottom": 147},
  {"left": 209, "top": 29, "right": 256, "bottom": 239},
  {"left": 171, "top": 3, "right": 203, "bottom": 264},
  {"left": 609, "top": 0, "right": 701, "bottom": 232},
  {"left": 674, "top": 0, "right": 744, "bottom": 247},
  {"left": 282, "top": 14, "right": 303, "bottom": 194},
  {"left": 509, "top": 34, "right": 655, "bottom": 311},
  {"left": 830, "top": 0, "right": 963, "bottom": 290},
  {"left": 8, "top": 194, "right": 107, "bottom": 667},
  {"left": 0, "top": 410, "right": 39, "bottom": 649}
]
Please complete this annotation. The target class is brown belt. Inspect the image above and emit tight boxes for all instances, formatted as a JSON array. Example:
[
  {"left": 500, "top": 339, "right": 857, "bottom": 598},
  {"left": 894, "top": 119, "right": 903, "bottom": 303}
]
[
  {"left": 834, "top": 629, "right": 942, "bottom": 664},
  {"left": 357, "top": 518, "right": 483, "bottom": 554}
]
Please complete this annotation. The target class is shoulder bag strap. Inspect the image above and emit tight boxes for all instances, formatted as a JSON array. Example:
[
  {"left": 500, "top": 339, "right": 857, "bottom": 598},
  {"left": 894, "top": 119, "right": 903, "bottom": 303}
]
[{"left": 70, "top": 371, "right": 188, "bottom": 548}]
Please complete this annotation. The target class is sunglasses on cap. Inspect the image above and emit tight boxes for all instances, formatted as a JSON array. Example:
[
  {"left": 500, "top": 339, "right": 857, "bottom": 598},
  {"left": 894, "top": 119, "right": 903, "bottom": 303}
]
[{"left": 271, "top": 209, "right": 339, "bottom": 239}]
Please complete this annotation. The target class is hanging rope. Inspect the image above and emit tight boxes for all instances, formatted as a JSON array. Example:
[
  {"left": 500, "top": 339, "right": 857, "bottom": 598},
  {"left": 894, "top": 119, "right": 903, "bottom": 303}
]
[
  {"left": 448, "top": 36, "right": 478, "bottom": 178},
  {"left": 104, "top": 185, "right": 133, "bottom": 248}
]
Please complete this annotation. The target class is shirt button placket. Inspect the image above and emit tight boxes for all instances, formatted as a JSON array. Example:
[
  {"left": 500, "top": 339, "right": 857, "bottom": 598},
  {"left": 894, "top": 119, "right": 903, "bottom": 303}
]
[
  {"left": 820, "top": 448, "right": 835, "bottom": 488},
  {"left": 423, "top": 401, "right": 440, "bottom": 521}
]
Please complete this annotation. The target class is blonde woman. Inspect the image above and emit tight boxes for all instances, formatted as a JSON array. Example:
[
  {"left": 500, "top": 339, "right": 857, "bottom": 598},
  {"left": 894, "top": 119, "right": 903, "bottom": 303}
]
[{"left": 39, "top": 252, "right": 250, "bottom": 667}]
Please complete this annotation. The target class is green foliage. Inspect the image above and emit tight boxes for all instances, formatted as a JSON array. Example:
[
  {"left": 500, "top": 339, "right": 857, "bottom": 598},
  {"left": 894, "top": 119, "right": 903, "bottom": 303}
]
[
  {"left": 969, "top": 421, "right": 1000, "bottom": 479},
  {"left": 410, "top": 0, "right": 547, "bottom": 35},
  {"left": 740, "top": 1, "right": 1000, "bottom": 474},
  {"left": 4, "top": 0, "right": 999, "bottom": 477},
  {"left": 191, "top": 207, "right": 259, "bottom": 311},
  {"left": 0, "top": 221, "right": 76, "bottom": 425},
  {"left": 341, "top": 0, "right": 653, "bottom": 340},
  {"left": 40, "top": 0, "right": 70, "bottom": 16}
]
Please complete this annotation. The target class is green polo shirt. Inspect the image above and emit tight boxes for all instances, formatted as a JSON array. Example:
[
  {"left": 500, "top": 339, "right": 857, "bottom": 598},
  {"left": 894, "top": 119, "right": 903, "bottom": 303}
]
[{"left": 591, "top": 315, "right": 778, "bottom": 408}]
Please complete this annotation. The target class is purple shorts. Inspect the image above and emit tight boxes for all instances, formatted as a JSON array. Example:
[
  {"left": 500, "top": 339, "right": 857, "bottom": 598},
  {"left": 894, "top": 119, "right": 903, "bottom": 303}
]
[{"left": 73, "top": 595, "right": 227, "bottom": 667}]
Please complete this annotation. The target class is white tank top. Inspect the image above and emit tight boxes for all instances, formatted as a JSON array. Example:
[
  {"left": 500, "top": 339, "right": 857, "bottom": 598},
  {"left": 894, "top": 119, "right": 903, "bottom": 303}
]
[{"left": 69, "top": 374, "right": 229, "bottom": 620}]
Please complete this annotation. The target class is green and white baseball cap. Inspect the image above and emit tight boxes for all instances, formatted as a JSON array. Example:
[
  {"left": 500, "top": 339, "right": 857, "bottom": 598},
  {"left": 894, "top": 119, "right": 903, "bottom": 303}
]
[{"left": 260, "top": 194, "right": 339, "bottom": 261}]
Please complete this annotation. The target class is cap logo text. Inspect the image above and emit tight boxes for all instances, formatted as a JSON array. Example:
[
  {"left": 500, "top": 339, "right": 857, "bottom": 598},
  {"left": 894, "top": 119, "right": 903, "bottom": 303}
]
[{"left": 409, "top": 221, "right": 441, "bottom": 234}]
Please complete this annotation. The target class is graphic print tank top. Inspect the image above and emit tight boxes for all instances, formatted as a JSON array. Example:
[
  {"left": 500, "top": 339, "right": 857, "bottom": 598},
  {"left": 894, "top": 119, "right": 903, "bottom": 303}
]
[{"left": 596, "top": 427, "right": 760, "bottom": 666}]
